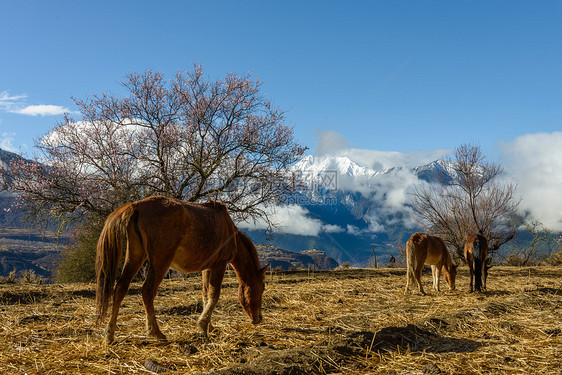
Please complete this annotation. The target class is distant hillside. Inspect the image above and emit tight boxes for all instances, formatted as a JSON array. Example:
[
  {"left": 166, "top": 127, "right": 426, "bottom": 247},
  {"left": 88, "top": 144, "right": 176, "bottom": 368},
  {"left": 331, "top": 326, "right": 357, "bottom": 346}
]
[
  {"left": 0, "top": 149, "right": 65, "bottom": 279},
  {"left": 0, "top": 148, "right": 22, "bottom": 167},
  {"left": 0, "top": 148, "right": 27, "bottom": 227},
  {"left": 256, "top": 244, "right": 338, "bottom": 270},
  {"left": 0, "top": 227, "right": 65, "bottom": 279}
]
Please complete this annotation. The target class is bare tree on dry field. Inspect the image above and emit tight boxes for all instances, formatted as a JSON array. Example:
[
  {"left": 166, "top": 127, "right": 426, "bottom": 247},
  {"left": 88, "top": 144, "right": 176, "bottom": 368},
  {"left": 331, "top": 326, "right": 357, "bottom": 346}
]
[{"left": 411, "top": 143, "right": 520, "bottom": 261}]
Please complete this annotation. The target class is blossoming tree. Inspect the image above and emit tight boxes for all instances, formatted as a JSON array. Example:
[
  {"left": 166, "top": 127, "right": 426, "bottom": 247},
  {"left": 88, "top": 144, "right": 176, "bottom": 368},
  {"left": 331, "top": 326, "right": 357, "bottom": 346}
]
[{"left": 2, "top": 65, "right": 306, "bottom": 229}]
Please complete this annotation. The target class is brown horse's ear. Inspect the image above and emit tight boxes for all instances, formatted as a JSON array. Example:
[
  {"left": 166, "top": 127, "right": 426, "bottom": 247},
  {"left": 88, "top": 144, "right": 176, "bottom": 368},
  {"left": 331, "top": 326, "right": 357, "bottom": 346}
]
[{"left": 260, "top": 264, "right": 270, "bottom": 275}]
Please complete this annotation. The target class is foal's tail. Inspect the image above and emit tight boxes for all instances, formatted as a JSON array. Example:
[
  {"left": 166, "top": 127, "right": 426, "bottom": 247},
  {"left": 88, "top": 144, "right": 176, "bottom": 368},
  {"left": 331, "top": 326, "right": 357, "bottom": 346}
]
[
  {"left": 95, "top": 203, "right": 136, "bottom": 324},
  {"left": 472, "top": 239, "right": 483, "bottom": 292}
]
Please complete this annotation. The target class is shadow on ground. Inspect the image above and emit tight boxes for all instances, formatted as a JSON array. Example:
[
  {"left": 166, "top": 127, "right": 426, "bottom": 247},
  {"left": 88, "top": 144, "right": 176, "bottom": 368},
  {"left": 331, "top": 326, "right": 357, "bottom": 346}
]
[{"left": 196, "top": 324, "right": 481, "bottom": 375}]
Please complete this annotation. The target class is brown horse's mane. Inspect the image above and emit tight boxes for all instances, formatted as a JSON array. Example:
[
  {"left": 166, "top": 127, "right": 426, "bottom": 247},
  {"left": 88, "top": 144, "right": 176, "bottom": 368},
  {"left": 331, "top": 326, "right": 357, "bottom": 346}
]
[{"left": 236, "top": 230, "right": 261, "bottom": 272}]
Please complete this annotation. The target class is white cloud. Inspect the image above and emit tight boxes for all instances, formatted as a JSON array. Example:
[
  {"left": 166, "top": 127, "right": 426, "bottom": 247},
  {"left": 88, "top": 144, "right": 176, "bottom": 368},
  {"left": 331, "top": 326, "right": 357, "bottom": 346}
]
[
  {"left": 322, "top": 224, "right": 346, "bottom": 233},
  {"left": 345, "top": 220, "right": 383, "bottom": 235},
  {"left": 0, "top": 132, "right": 17, "bottom": 152},
  {"left": 238, "top": 204, "right": 322, "bottom": 236},
  {"left": 0, "top": 91, "right": 69, "bottom": 116},
  {"left": 13, "top": 104, "right": 69, "bottom": 116},
  {"left": 237, "top": 204, "right": 346, "bottom": 236},
  {"left": 346, "top": 224, "right": 363, "bottom": 236},
  {"left": 315, "top": 131, "right": 350, "bottom": 155},
  {"left": 500, "top": 132, "right": 562, "bottom": 231},
  {"left": 0, "top": 91, "right": 27, "bottom": 112}
]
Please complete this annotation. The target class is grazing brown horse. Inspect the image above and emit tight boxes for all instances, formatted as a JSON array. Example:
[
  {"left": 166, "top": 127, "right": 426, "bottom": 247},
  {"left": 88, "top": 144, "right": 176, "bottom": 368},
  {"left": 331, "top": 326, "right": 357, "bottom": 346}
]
[
  {"left": 404, "top": 232, "right": 458, "bottom": 295},
  {"left": 464, "top": 233, "right": 489, "bottom": 292},
  {"left": 96, "top": 196, "right": 268, "bottom": 345}
]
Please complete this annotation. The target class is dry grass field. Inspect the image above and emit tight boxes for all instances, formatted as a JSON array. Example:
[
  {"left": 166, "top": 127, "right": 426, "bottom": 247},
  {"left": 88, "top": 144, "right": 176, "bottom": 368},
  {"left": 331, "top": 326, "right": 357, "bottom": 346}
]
[{"left": 1, "top": 266, "right": 561, "bottom": 374}]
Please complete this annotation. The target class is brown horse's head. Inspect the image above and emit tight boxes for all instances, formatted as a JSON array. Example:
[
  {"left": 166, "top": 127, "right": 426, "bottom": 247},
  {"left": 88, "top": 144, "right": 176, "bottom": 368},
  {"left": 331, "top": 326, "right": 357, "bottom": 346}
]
[
  {"left": 443, "top": 263, "right": 458, "bottom": 290},
  {"left": 238, "top": 264, "right": 268, "bottom": 324}
]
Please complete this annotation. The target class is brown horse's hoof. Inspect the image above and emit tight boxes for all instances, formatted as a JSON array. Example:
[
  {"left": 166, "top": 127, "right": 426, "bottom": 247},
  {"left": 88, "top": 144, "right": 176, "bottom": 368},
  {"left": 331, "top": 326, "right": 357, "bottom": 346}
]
[
  {"left": 104, "top": 330, "right": 116, "bottom": 346},
  {"left": 197, "top": 320, "right": 214, "bottom": 336}
]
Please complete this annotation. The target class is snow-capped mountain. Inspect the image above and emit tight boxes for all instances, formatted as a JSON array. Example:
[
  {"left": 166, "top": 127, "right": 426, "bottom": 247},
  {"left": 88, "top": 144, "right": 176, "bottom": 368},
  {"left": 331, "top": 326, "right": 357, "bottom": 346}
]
[
  {"left": 292, "top": 155, "right": 377, "bottom": 179},
  {"left": 245, "top": 154, "right": 455, "bottom": 266},
  {"left": 292, "top": 155, "right": 454, "bottom": 186}
]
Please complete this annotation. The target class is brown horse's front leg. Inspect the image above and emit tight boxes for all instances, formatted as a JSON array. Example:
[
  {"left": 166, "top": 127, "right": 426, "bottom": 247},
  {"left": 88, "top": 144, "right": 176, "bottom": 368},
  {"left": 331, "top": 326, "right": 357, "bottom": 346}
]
[
  {"left": 481, "top": 264, "right": 487, "bottom": 291},
  {"left": 197, "top": 266, "right": 226, "bottom": 336},
  {"left": 198, "top": 269, "right": 212, "bottom": 335}
]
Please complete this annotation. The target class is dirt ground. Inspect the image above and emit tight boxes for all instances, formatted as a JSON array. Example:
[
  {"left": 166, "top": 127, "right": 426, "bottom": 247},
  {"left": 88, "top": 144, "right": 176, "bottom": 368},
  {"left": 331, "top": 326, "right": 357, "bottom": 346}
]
[{"left": 0, "top": 266, "right": 561, "bottom": 374}]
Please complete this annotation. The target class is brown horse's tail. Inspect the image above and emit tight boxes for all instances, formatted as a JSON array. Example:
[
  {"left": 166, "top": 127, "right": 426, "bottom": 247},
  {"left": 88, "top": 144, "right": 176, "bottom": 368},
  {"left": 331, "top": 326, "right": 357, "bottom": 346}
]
[{"left": 95, "top": 203, "right": 135, "bottom": 324}]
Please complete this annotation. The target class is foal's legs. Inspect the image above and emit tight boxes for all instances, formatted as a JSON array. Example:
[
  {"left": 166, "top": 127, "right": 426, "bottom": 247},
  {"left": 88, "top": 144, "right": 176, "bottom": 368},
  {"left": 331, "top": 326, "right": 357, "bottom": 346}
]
[
  {"left": 431, "top": 265, "right": 441, "bottom": 292},
  {"left": 197, "top": 265, "right": 226, "bottom": 335},
  {"left": 404, "top": 265, "right": 413, "bottom": 295},
  {"left": 105, "top": 237, "right": 146, "bottom": 345}
]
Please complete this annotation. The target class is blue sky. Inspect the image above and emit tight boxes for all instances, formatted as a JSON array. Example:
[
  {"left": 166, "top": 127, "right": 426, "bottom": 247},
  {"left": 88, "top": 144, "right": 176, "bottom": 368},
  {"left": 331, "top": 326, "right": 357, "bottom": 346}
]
[{"left": 1, "top": 1, "right": 560, "bottom": 156}]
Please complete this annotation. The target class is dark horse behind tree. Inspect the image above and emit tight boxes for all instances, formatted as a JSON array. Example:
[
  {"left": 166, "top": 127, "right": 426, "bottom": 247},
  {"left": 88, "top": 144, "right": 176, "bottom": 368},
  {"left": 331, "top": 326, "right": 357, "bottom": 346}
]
[
  {"left": 96, "top": 196, "right": 268, "bottom": 345},
  {"left": 464, "top": 233, "right": 489, "bottom": 292}
]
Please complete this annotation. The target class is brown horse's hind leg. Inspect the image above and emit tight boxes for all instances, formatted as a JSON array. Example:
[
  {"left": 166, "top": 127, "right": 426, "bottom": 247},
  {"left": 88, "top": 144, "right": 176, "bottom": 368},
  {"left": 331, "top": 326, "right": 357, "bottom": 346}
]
[
  {"left": 141, "top": 261, "right": 169, "bottom": 341},
  {"left": 414, "top": 265, "right": 426, "bottom": 295},
  {"left": 404, "top": 266, "right": 416, "bottom": 295},
  {"left": 105, "top": 250, "right": 146, "bottom": 345},
  {"left": 197, "top": 265, "right": 226, "bottom": 336}
]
